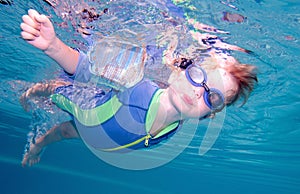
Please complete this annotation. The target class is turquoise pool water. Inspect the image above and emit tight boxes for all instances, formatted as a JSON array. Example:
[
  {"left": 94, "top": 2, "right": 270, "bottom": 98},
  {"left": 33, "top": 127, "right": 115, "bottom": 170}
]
[{"left": 0, "top": 0, "right": 299, "bottom": 193}]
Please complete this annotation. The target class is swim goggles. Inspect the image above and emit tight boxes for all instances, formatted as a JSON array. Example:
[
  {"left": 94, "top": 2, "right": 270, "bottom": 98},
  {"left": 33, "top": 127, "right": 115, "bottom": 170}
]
[{"left": 185, "top": 65, "right": 225, "bottom": 111}]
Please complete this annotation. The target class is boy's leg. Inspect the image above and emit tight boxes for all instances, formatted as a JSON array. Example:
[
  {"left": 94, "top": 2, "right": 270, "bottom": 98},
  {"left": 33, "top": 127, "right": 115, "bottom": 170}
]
[
  {"left": 22, "top": 120, "right": 79, "bottom": 167},
  {"left": 20, "top": 80, "right": 71, "bottom": 111}
]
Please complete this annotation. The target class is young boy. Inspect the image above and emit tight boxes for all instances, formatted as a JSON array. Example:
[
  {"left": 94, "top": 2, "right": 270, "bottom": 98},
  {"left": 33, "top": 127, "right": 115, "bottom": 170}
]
[{"left": 20, "top": 9, "right": 257, "bottom": 167}]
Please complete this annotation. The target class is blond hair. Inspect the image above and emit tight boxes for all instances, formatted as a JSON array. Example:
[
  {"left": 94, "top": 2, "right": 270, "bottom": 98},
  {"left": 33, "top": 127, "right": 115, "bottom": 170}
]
[{"left": 224, "top": 62, "right": 258, "bottom": 106}]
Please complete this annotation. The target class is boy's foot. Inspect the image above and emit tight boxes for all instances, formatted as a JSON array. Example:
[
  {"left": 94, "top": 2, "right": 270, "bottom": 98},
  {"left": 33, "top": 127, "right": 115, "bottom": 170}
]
[{"left": 22, "top": 141, "right": 44, "bottom": 167}]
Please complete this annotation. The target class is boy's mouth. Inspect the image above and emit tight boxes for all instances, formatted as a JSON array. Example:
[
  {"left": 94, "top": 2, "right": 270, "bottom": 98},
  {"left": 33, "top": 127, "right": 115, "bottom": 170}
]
[{"left": 182, "top": 94, "right": 194, "bottom": 105}]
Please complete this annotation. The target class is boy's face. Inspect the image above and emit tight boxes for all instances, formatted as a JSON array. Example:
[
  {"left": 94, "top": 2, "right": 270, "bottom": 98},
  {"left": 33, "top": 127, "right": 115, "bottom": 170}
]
[{"left": 167, "top": 67, "right": 237, "bottom": 119}]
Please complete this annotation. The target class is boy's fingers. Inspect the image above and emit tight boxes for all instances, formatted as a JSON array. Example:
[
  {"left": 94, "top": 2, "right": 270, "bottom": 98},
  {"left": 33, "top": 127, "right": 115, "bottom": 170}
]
[
  {"left": 28, "top": 9, "right": 51, "bottom": 28},
  {"left": 20, "top": 22, "right": 40, "bottom": 37},
  {"left": 21, "top": 31, "right": 36, "bottom": 41},
  {"left": 21, "top": 15, "right": 40, "bottom": 30},
  {"left": 35, "top": 14, "right": 52, "bottom": 28},
  {"left": 28, "top": 9, "right": 41, "bottom": 21}
]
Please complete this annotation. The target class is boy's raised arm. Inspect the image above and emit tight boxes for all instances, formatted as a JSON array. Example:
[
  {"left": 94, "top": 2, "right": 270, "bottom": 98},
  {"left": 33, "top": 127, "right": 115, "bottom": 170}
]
[{"left": 20, "top": 9, "right": 79, "bottom": 75}]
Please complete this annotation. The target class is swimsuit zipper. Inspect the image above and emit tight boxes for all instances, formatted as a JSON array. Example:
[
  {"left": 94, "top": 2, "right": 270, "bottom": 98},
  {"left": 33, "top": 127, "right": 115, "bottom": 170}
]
[{"left": 144, "top": 134, "right": 151, "bottom": 147}]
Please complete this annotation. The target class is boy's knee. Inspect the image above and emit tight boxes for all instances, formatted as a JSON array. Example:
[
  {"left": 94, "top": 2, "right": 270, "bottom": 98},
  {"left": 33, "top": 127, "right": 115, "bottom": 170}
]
[
  {"left": 60, "top": 128, "right": 72, "bottom": 138},
  {"left": 60, "top": 122, "right": 78, "bottom": 139}
]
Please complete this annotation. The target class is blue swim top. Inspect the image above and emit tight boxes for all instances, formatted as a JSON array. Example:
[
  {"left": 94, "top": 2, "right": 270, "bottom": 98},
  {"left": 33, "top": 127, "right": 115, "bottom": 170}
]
[{"left": 51, "top": 79, "right": 180, "bottom": 152}]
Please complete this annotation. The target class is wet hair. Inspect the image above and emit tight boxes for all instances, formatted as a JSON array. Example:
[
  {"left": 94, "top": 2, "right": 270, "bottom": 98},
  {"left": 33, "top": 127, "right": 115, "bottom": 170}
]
[{"left": 224, "top": 63, "right": 258, "bottom": 106}]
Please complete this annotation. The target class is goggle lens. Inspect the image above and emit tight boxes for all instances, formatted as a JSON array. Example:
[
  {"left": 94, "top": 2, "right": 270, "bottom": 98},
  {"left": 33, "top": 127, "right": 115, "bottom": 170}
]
[
  {"left": 186, "top": 65, "right": 225, "bottom": 111},
  {"left": 207, "top": 89, "right": 225, "bottom": 110},
  {"left": 187, "top": 66, "right": 206, "bottom": 84}
]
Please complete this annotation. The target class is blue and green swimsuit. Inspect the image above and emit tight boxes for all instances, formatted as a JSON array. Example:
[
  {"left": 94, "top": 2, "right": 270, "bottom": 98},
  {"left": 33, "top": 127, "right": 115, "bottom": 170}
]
[{"left": 51, "top": 51, "right": 181, "bottom": 152}]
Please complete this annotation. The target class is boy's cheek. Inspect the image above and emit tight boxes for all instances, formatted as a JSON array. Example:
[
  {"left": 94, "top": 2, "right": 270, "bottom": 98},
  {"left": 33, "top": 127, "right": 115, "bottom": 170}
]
[{"left": 168, "top": 71, "right": 179, "bottom": 84}]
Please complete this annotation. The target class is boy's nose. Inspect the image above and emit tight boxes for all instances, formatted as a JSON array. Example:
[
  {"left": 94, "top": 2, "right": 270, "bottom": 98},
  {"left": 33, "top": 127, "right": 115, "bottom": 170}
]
[{"left": 194, "top": 87, "right": 205, "bottom": 99}]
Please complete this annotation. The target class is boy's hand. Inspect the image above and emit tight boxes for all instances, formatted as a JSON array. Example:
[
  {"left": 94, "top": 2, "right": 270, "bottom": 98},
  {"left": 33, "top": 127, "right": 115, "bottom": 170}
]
[{"left": 20, "top": 9, "right": 56, "bottom": 51}]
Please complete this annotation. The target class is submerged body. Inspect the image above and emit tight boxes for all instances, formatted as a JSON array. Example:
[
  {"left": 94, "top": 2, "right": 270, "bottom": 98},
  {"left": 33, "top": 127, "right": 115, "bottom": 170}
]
[{"left": 20, "top": 9, "right": 257, "bottom": 167}]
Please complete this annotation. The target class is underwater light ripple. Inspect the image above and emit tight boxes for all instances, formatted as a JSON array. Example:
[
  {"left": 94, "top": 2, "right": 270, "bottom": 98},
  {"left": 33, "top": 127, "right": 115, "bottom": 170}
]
[{"left": 0, "top": 155, "right": 167, "bottom": 194}]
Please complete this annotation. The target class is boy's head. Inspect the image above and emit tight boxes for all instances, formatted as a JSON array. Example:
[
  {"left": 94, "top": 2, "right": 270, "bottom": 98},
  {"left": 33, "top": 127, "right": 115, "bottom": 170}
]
[{"left": 167, "top": 56, "right": 257, "bottom": 118}]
